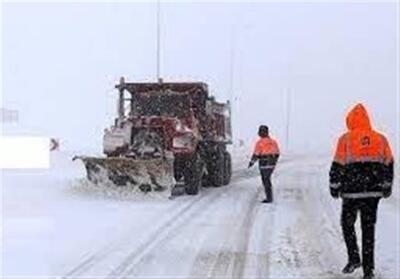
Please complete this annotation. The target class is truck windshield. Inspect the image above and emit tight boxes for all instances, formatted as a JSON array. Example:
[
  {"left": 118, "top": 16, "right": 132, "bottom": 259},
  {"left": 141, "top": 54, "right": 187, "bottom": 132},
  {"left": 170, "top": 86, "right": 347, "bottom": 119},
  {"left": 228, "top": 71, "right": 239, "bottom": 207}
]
[{"left": 132, "top": 93, "right": 190, "bottom": 118}]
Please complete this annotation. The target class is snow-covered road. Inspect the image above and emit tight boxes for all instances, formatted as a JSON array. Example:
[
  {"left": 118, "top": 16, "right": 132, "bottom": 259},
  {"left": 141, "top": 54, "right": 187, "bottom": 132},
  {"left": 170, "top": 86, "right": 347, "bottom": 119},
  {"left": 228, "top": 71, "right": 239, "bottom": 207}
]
[{"left": 2, "top": 151, "right": 398, "bottom": 278}]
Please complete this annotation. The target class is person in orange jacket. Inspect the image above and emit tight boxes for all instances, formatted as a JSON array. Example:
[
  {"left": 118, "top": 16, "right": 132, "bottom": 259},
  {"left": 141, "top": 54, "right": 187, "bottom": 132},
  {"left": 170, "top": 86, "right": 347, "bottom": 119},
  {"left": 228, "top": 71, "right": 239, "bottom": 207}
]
[
  {"left": 248, "top": 125, "right": 280, "bottom": 203},
  {"left": 329, "top": 103, "right": 394, "bottom": 279}
]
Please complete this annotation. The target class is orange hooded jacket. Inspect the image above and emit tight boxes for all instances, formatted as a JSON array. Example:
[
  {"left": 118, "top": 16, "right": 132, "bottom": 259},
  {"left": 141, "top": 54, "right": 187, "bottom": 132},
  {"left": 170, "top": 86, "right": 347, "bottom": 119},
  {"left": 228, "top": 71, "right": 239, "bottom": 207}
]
[
  {"left": 330, "top": 103, "right": 394, "bottom": 199},
  {"left": 333, "top": 103, "right": 393, "bottom": 165}
]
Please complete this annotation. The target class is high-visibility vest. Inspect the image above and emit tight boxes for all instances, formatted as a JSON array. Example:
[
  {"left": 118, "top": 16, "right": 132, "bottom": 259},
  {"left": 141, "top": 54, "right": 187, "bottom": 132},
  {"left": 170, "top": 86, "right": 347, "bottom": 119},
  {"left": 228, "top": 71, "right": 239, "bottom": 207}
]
[{"left": 254, "top": 137, "right": 280, "bottom": 156}]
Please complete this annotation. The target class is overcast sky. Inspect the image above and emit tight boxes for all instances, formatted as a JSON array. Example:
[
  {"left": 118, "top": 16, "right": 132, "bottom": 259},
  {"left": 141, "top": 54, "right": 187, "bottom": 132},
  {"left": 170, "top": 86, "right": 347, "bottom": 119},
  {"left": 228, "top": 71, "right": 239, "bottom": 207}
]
[{"left": 1, "top": 2, "right": 398, "bottom": 155}]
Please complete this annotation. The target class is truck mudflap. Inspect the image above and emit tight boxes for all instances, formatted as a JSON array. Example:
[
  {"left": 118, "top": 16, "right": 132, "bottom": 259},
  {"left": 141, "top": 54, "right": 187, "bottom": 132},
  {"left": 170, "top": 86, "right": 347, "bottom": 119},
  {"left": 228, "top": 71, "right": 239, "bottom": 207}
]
[{"left": 73, "top": 156, "right": 175, "bottom": 193}]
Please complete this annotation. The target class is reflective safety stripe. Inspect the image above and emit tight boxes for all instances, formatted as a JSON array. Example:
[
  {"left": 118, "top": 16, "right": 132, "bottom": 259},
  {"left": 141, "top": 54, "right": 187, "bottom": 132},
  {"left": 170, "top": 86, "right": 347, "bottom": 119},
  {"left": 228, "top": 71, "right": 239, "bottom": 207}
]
[
  {"left": 381, "top": 182, "right": 392, "bottom": 189},
  {"left": 348, "top": 156, "right": 385, "bottom": 163},
  {"left": 384, "top": 158, "right": 393, "bottom": 165},
  {"left": 334, "top": 158, "right": 346, "bottom": 165},
  {"left": 330, "top": 183, "right": 340, "bottom": 189},
  {"left": 259, "top": 165, "right": 274, "bottom": 169},
  {"left": 341, "top": 192, "right": 383, "bottom": 198}
]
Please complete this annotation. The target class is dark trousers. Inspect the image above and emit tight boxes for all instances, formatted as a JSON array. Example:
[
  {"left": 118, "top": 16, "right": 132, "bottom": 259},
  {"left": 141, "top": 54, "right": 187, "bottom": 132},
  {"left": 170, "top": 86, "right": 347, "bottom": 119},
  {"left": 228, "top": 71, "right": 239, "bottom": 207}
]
[
  {"left": 341, "top": 198, "right": 380, "bottom": 273},
  {"left": 260, "top": 168, "right": 274, "bottom": 202}
]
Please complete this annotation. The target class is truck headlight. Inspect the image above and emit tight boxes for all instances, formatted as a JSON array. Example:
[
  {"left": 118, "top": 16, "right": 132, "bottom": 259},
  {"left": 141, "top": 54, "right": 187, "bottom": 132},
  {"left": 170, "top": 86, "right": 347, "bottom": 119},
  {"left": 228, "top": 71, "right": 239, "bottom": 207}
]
[{"left": 173, "top": 134, "right": 193, "bottom": 149}]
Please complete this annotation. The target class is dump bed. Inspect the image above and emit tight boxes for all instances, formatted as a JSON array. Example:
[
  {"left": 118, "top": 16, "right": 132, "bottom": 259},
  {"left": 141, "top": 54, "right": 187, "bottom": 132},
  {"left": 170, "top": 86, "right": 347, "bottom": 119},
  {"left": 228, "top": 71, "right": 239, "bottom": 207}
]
[{"left": 117, "top": 81, "right": 232, "bottom": 143}]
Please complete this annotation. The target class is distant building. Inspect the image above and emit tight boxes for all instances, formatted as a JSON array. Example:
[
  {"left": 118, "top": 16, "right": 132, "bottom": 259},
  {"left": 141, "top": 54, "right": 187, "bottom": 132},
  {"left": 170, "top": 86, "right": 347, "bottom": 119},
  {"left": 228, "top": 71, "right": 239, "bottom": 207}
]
[{"left": 0, "top": 108, "right": 19, "bottom": 123}]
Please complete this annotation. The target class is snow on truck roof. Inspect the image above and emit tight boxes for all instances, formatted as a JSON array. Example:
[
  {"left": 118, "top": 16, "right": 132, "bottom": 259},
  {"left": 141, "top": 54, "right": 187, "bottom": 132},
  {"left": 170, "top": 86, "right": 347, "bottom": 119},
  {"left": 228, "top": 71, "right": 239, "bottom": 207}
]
[{"left": 116, "top": 82, "right": 209, "bottom": 95}]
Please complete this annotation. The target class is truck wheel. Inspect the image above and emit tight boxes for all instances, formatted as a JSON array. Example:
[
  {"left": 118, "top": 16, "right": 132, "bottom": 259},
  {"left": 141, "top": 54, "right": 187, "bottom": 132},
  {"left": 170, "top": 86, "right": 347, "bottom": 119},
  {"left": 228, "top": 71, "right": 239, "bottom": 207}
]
[
  {"left": 185, "top": 153, "right": 203, "bottom": 195},
  {"left": 209, "top": 149, "right": 224, "bottom": 187},
  {"left": 223, "top": 151, "right": 232, "bottom": 185},
  {"left": 201, "top": 172, "right": 212, "bottom": 187}
]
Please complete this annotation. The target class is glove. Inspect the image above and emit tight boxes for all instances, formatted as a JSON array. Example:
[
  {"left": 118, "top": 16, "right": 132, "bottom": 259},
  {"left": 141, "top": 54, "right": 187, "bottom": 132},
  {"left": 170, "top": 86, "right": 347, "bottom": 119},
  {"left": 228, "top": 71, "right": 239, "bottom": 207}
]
[
  {"left": 329, "top": 183, "right": 340, "bottom": 199},
  {"left": 248, "top": 160, "right": 255, "bottom": 168},
  {"left": 381, "top": 182, "right": 392, "bottom": 198},
  {"left": 330, "top": 188, "right": 339, "bottom": 199},
  {"left": 383, "top": 188, "right": 391, "bottom": 198}
]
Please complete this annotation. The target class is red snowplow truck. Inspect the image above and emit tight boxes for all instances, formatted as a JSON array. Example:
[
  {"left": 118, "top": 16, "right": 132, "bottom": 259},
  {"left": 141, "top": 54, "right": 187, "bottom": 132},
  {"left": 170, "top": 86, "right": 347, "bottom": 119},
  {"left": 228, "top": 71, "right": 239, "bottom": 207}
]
[{"left": 76, "top": 78, "right": 232, "bottom": 195}]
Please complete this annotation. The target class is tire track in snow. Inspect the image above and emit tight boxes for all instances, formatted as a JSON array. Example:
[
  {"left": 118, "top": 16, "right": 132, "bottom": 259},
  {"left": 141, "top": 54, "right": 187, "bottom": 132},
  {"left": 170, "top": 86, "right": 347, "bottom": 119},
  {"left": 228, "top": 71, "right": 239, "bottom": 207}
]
[
  {"left": 254, "top": 206, "right": 276, "bottom": 278},
  {"left": 312, "top": 172, "right": 354, "bottom": 278},
  {"left": 267, "top": 189, "right": 306, "bottom": 277},
  {"left": 265, "top": 162, "right": 343, "bottom": 278},
  {"left": 203, "top": 187, "right": 260, "bottom": 279},
  {"left": 309, "top": 170, "right": 349, "bottom": 278},
  {"left": 62, "top": 193, "right": 205, "bottom": 278},
  {"left": 62, "top": 161, "right": 287, "bottom": 279},
  {"left": 211, "top": 166, "right": 289, "bottom": 278},
  {"left": 115, "top": 174, "right": 265, "bottom": 278},
  {"left": 107, "top": 187, "right": 230, "bottom": 279},
  {"left": 234, "top": 159, "right": 345, "bottom": 278},
  {"left": 189, "top": 169, "right": 289, "bottom": 279},
  {"left": 229, "top": 187, "right": 260, "bottom": 278}
]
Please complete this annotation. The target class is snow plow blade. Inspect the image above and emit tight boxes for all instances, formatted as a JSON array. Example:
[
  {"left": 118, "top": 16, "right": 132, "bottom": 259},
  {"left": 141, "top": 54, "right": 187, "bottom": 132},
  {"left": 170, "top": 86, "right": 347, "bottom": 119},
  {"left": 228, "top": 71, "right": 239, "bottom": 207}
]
[{"left": 73, "top": 156, "right": 175, "bottom": 193}]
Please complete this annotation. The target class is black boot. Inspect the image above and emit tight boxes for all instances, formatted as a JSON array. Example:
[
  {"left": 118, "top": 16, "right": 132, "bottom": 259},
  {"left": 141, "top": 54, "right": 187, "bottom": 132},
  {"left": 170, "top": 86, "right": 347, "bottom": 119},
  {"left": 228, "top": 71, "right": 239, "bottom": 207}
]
[
  {"left": 261, "top": 199, "right": 272, "bottom": 203},
  {"left": 342, "top": 262, "right": 361, "bottom": 274},
  {"left": 363, "top": 270, "right": 375, "bottom": 279}
]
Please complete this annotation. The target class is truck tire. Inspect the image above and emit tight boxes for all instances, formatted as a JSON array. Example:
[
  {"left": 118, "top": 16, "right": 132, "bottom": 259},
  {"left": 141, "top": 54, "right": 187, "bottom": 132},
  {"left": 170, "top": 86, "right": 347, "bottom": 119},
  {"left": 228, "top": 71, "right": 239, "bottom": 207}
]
[
  {"left": 185, "top": 153, "right": 203, "bottom": 195},
  {"left": 223, "top": 151, "right": 232, "bottom": 185},
  {"left": 208, "top": 149, "right": 224, "bottom": 187}
]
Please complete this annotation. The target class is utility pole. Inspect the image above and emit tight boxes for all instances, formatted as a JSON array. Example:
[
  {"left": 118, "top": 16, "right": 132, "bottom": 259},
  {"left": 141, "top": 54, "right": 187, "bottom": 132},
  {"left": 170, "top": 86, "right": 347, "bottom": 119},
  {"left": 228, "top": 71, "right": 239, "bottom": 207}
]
[
  {"left": 228, "top": 23, "right": 253, "bottom": 142},
  {"left": 285, "top": 89, "right": 291, "bottom": 151},
  {"left": 229, "top": 27, "right": 235, "bottom": 102},
  {"left": 156, "top": 0, "right": 161, "bottom": 81},
  {"left": 227, "top": 26, "right": 236, "bottom": 142}
]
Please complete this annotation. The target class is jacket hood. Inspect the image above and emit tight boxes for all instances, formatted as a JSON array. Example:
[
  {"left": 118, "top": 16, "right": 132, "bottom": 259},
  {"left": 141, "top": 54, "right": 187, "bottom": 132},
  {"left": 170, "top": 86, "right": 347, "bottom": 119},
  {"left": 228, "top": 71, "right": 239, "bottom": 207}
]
[{"left": 346, "top": 103, "right": 372, "bottom": 131}]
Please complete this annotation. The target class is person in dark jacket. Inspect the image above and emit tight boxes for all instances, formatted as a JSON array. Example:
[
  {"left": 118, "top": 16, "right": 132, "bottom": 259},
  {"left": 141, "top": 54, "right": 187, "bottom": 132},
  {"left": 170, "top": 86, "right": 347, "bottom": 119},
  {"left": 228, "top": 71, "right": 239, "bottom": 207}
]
[
  {"left": 248, "top": 125, "right": 280, "bottom": 203},
  {"left": 329, "top": 103, "right": 394, "bottom": 279}
]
